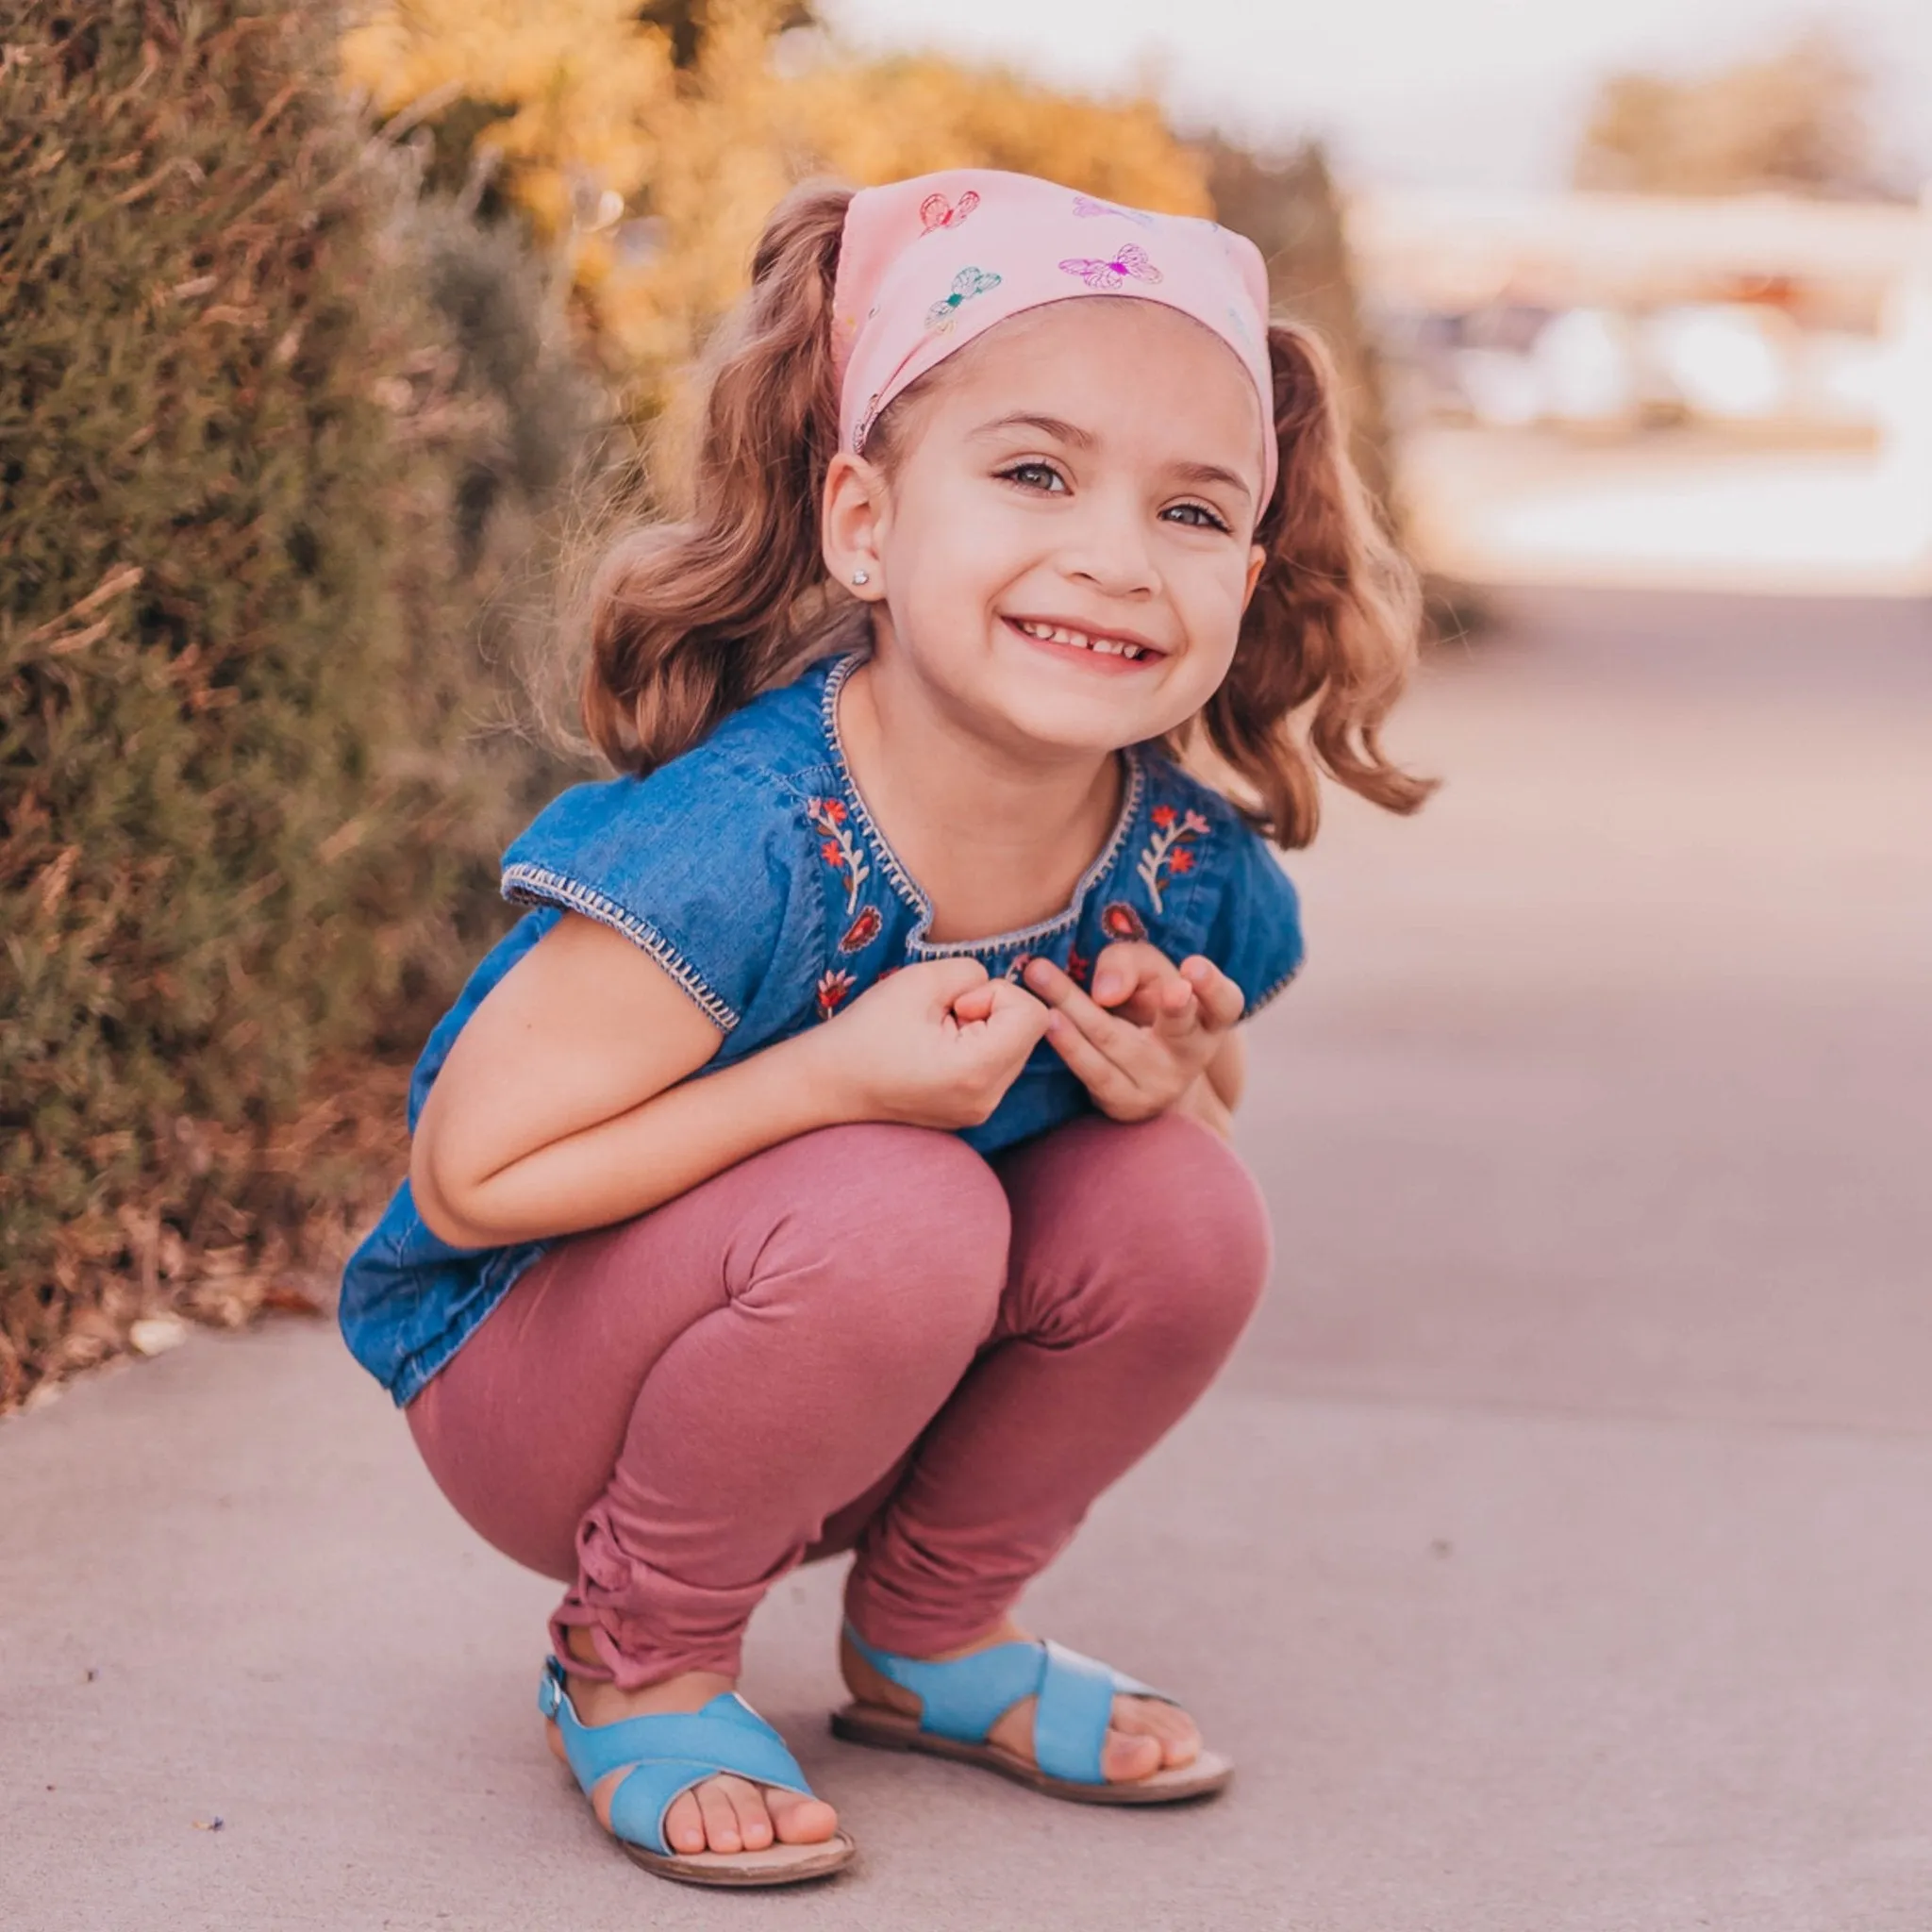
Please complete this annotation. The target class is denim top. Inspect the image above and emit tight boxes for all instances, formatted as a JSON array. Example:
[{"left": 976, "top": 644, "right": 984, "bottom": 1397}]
[{"left": 338, "top": 650, "right": 1305, "bottom": 1405}]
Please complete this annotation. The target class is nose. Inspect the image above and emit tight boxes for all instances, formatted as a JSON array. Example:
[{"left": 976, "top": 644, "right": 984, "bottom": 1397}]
[{"left": 1059, "top": 488, "right": 1160, "bottom": 600}]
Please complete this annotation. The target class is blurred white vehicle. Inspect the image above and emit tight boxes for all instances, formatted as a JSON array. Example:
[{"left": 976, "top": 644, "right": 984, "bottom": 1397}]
[{"left": 1641, "top": 305, "right": 1793, "bottom": 420}]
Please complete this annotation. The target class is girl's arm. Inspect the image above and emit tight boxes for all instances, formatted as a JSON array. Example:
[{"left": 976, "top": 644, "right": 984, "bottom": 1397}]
[
  {"left": 411, "top": 912, "right": 817, "bottom": 1248},
  {"left": 412, "top": 911, "right": 1047, "bottom": 1249}
]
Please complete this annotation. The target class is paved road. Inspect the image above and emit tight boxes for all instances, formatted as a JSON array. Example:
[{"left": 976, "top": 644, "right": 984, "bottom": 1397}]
[{"left": 6, "top": 590, "right": 1930, "bottom": 1931}]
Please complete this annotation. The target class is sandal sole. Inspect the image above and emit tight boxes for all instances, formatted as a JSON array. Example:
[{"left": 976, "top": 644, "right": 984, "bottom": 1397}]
[
  {"left": 620, "top": 1832, "right": 857, "bottom": 1888},
  {"left": 830, "top": 1703, "right": 1233, "bottom": 1805}
]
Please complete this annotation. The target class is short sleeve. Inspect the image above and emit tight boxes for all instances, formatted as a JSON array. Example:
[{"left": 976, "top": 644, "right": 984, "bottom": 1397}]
[
  {"left": 498, "top": 747, "right": 808, "bottom": 1034},
  {"left": 1200, "top": 824, "right": 1306, "bottom": 1017}
]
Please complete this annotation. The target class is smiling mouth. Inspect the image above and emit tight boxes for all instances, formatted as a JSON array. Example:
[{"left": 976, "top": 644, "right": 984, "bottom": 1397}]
[{"left": 1005, "top": 617, "right": 1163, "bottom": 663}]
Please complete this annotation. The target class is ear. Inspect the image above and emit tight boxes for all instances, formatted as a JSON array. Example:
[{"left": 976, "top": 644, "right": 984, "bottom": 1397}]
[
  {"left": 1241, "top": 541, "right": 1267, "bottom": 610},
  {"left": 822, "top": 450, "right": 891, "bottom": 599}
]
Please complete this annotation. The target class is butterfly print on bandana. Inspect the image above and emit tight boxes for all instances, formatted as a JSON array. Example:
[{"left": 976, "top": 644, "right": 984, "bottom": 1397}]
[
  {"left": 925, "top": 267, "right": 1003, "bottom": 334},
  {"left": 1072, "top": 193, "right": 1156, "bottom": 228},
  {"left": 921, "top": 190, "right": 980, "bottom": 232},
  {"left": 1058, "top": 245, "right": 1163, "bottom": 292},
  {"left": 839, "top": 905, "right": 883, "bottom": 954},
  {"left": 808, "top": 796, "right": 871, "bottom": 913},
  {"left": 1100, "top": 901, "right": 1147, "bottom": 942},
  {"left": 1135, "top": 805, "right": 1209, "bottom": 914}
]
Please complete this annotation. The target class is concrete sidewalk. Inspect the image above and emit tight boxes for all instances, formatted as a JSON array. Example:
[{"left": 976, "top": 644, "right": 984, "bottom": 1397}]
[{"left": 6, "top": 590, "right": 1930, "bottom": 1930}]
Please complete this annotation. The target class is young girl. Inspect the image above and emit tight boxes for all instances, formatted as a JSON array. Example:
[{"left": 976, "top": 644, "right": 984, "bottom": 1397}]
[{"left": 340, "top": 167, "right": 1426, "bottom": 1888}]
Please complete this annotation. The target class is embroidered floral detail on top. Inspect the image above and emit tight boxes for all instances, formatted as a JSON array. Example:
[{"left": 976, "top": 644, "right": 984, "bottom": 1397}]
[
  {"left": 808, "top": 796, "right": 871, "bottom": 914},
  {"left": 816, "top": 967, "right": 855, "bottom": 1018},
  {"left": 839, "top": 905, "right": 883, "bottom": 953},
  {"left": 1136, "top": 805, "right": 1209, "bottom": 914},
  {"left": 1100, "top": 901, "right": 1146, "bottom": 942}
]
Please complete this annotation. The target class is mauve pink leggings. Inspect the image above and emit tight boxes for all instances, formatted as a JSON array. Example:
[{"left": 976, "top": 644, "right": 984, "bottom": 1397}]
[{"left": 405, "top": 1111, "right": 1270, "bottom": 1690}]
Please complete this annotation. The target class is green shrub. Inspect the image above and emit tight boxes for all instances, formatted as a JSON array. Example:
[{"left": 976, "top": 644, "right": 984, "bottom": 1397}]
[{"left": 0, "top": 0, "right": 531, "bottom": 1404}]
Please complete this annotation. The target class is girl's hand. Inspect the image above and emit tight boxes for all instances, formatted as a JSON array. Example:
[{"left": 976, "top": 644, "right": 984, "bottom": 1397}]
[
  {"left": 1021, "top": 943, "right": 1245, "bottom": 1124},
  {"left": 819, "top": 958, "right": 1051, "bottom": 1131}
]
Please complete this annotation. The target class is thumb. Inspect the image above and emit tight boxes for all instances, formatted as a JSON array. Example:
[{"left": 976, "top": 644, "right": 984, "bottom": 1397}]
[
  {"left": 919, "top": 957, "right": 993, "bottom": 1012},
  {"left": 978, "top": 979, "right": 1053, "bottom": 1050}
]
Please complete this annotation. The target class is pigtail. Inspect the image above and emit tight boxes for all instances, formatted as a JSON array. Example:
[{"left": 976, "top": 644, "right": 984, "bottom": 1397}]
[
  {"left": 1195, "top": 322, "right": 1437, "bottom": 847},
  {"left": 582, "top": 182, "right": 855, "bottom": 773}
]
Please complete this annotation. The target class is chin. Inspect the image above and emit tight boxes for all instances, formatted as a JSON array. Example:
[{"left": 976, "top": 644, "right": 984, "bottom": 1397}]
[{"left": 989, "top": 680, "right": 1178, "bottom": 758}]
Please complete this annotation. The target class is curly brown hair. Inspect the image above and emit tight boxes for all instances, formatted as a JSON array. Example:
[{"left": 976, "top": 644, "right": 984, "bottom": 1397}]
[{"left": 581, "top": 179, "right": 1432, "bottom": 848}]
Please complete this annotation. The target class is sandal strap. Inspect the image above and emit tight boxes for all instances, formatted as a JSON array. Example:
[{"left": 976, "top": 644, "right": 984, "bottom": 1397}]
[
  {"left": 538, "top": 1658, "right": 811, "bottom": 1856},
  {"left": 842, "top": 1624, "right": 1170, "bottom": 1785},
  {"left": 1034, "top": 1641, "right": 1124, "bottom": 1785}
]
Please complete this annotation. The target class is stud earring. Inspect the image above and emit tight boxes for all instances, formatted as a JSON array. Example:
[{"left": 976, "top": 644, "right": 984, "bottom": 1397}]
[{"left": 851, "top": 569, "right": 870, "bottom": 587}]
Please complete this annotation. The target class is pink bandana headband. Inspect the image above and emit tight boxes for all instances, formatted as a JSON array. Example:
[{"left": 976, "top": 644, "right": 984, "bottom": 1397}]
[{"left": 830, "top": 169, "right": 1279, "bottom": 506}]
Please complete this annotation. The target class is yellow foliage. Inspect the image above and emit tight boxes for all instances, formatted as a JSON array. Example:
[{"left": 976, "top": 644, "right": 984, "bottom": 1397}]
[
  {"left": 341, "top": 1, "right": 674, "bottom": 226},
  {"left": 341, "top": 0, "right": 1209, "bottom": 414}
]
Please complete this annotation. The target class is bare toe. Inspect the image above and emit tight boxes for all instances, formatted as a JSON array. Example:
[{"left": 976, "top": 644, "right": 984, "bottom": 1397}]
[
  {"left": 1111, "top": 1694, "right": 1202, "bottom": 1768},
  {"left": 654, "top": 1785, "right": 708, "bottom": 1854},
  {"left": 725, "top": 1776, "right": 774, "bottom": 1852},
  {"left": 768, "top": 1788, "right": 841, "bottom": 1845},
  {"left": 697, "top": 1777, "right": 744, "bottom": 1853},
  {"left": 1100, "top": 1724, "right": 1165, "bottom": 1782}
]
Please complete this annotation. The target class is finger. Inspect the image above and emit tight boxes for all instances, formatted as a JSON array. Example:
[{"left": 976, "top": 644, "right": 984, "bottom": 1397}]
[
  {"left": 1041, "top": 1006, "right": 1142, "bottom": 1108},
  {"left": 1021, "top": 959, "right": 1141, "bottom": 1061},
  {"left": 915, "top": 956, "right": 992, "bottom": 1010},
  {"left": 1146, "top": 978, "right": 1205, "bottom": 1044},
  {"left": 1089, "top": 941, "right": 1179, "bottom": 1008},
  {"left": 950, "top": 980, "right": 998, "bottom": 1024},
  {"left": 980, "top": 979, "right": 1053, "bottom": 1049},
  {"left": 1178, "top": 956, "right": 1246, "bottom": 1030}
]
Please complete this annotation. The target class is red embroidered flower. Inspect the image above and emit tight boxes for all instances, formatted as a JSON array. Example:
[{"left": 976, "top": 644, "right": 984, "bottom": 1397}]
[
  {"left": 1067, "top": 948, "right": 1091, "bottom": 985},
  {"left": 1101, "top": 901, "right": 1146, "bottom": 941},
  {"left": 1134, "top": 804, "right": 1211, "bottom": 913},
  {"left": 808, "top": 798, "right": 871, "bottom": 913},
  {"left": 816, "top": 968, "right": 855, "bottom": 1018},
  {"left": 839, "top": 905, "right": 883, "bottom": 953}
]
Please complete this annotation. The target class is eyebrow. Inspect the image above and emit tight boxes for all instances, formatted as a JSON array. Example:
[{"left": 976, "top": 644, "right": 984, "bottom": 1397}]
[
  {"left": 972, "top": 411, "right": 1096, "bottom": 449},
  {"left": 970, "top": 412, "right": 1255, "bottom": 504}
]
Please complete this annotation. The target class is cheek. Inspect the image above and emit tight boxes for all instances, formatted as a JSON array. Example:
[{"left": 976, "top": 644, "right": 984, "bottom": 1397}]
[{"left": 1176, "top": 548, "right": 1256, "bottom": 639}]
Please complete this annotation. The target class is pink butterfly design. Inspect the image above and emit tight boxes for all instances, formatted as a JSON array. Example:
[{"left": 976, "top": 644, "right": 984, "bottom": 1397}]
[
  {"left": 1072, "top": 194, "right": 1155, "bottom": 229},
  {"left": 1058, "top": 245, "right": 1163, "bottom": 291},
  {"left": 921, "top": 191, "right": 980, "bottom": 232}
]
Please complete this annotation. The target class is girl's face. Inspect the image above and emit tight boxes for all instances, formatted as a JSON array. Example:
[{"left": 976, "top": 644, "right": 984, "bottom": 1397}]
[{"left": 823, "top": 298, "right": 1270, "bottom": 760}]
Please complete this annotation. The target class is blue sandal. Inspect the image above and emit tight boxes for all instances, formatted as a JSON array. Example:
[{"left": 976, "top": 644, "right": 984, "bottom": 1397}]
[
  {"left": 539, "top": 1657, "right": 855, "bottom": 1887},
  {"left": 831, "top": 1624, "right": 1232, "bottom": 1805}
]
